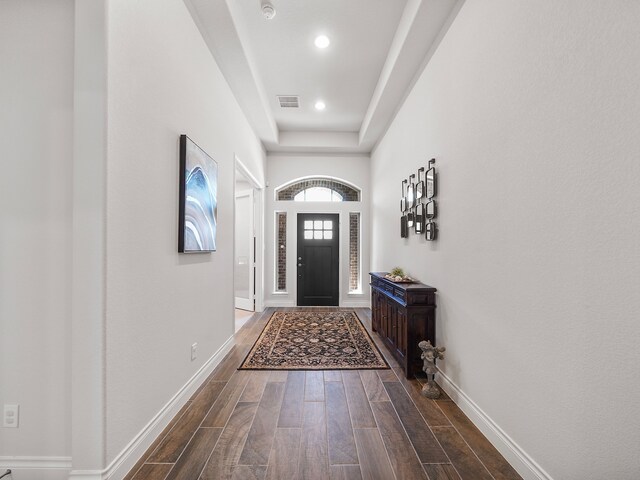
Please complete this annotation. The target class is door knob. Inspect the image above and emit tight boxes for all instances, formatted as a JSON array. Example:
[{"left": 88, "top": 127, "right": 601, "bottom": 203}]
[{"left": 298, "top": 257, "right": 302, "bottom": 260}]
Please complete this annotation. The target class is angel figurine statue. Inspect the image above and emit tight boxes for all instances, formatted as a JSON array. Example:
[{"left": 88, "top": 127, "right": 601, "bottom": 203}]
[{"left": 418, "top": 340, "right": 446, "bottom": 399}]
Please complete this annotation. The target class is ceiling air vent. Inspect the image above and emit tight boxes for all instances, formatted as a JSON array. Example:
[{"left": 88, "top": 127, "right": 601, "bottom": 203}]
[{"left": 277, "top": 95, "right": 299, "bottom": 108}]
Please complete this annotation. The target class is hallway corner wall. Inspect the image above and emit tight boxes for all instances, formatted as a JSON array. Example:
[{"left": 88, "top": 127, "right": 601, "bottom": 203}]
[
  {"left": 370, "top": 1, "right": 640, "bottom": 478},
  {"left": 0, "top": 1, "right": 74, "bottom": 476}
]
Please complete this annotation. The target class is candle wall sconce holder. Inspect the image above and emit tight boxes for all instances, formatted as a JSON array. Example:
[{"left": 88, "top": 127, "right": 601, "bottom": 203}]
[
  {"left": 401, "top": 179, "right": 407, "bottom": 213},
  {"left": 415, "top": 204, "right": 424, "bottom": 234},
  {"left": 425, "top": 200, "right": 437, "bottom": 220},
  {"left": 407, "top": 174, "right": 416, "bottom": 210},
  {"left": 426, "top": 220, "right": 437, "bottom": 241},
  {"left": 416, "top": 167, "right": 425, "bottom": 201},
  {"left": 426, "top": 158, "right": 437, "bottom": 199},
  {"left": 399, "top": 159, "right": 438, "bottom": 239},
  {"left": 407, "top": 209, "right": 415, "bottom": 229}
]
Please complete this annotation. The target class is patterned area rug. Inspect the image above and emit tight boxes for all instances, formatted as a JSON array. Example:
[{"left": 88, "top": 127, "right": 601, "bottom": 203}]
[{"left": 239, "top": 310, "right": 389, "bottom": 370}]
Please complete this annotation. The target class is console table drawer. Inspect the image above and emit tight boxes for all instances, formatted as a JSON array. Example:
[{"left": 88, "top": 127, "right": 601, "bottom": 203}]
[{"left": 394, "top": 288, "right": 406, "bottom": 302}]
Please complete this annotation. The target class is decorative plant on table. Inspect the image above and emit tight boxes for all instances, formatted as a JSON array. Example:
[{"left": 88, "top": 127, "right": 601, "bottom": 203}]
[
  {"left": 385, "top": 267, "right": 413, "bottom": 282},
  {"left": 390, "top": 267, "right": 404, "bottom": 277}
]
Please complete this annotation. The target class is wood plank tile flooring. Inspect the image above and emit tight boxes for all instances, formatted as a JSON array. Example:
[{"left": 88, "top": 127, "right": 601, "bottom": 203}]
[{"left": 125, "top": 308, "right": 522, "bottom": 480}]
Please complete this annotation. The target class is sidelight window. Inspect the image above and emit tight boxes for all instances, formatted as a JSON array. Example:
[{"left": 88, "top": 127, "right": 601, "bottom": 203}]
[
  {"left": 275, "top": 212, "right": 286, "bottom": 292},
  {"left": 349, "top": 213, "right": 361, "bottom": 293}
]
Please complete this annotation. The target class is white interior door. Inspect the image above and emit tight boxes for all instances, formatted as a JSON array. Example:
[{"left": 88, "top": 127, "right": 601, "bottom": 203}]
[{"left": 235, "top": 189, "right": 254, "bottom": 311}]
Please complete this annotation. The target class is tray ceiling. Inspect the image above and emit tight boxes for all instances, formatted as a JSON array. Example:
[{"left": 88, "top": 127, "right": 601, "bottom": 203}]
[{"left": 185, "top": 0, "right": 463, "bottom": 153}]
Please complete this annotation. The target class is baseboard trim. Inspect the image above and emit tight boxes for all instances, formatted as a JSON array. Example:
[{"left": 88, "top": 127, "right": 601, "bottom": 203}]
[
  {"left": 67, "top": 471, "right": 103, "bottom": 480},
  {"left": 0, "top": 456, "right": 72, "bottom": 469},
  {"left": 437, "top": 371, "right": 553, "bottom": 480},
  {"left": 341, "top": 301, "right": 370, "bottom": 308},
  {"left": 264, "top": 300, "right": 296, "bottom": 307},
  {"left": 0, "top": 456, "right": 72, "bottom": 480},
  {"left": 264, "top": 301, "right": 370, "bottom": 308},
  {"left": 69, "top": 335, "right": 235, "bottom": 480}
]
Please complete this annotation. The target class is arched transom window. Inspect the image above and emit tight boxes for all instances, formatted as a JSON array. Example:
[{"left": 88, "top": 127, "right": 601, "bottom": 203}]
[
  {"left": 276, "top": 177, "right": 360, "bottom": 202},
  {"left": 294, "top": 187, "right": 343, "bottom": 202}
]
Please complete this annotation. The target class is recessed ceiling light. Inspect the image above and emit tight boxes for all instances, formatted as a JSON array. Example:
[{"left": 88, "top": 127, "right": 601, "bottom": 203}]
[
  {"left": 315, "top": 101, "right": 326, "bottom": 111},
  {"left": 314, "top": 35, "right": 330, "bottom": 49}
]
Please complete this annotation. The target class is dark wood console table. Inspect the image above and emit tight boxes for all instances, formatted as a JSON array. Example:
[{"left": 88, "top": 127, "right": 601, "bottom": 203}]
[{"left": 369, "top": 272, "right": 437, "bottom": 379}]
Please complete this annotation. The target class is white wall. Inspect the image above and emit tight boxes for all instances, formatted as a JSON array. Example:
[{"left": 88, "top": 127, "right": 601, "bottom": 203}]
[
  {"left": 0, "top": 0, "right": 74, "bottom": 476},
  {"left": 104, "top": 0, "right": 266, "bottom": 467},
  {"left": 0, "top": 1, "right": 265, "bottom": 475},
  {"left": 265, "top": 154, "right": 371, "bottom": 308},
  {"left": 72, "top": 0, "right": 109, "bottom": 473},
  {"left": 371, "top": 1, "right": 640, "bottom": 479}
]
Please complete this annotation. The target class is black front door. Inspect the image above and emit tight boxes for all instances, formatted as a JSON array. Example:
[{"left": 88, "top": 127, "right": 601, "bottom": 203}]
[{"left": 297, "top": 213, "right": 339, "bottom": 306}]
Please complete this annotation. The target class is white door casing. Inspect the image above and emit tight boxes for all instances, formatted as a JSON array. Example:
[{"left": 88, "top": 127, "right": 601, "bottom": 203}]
[{"left": 235, "top": 188, "right": 254, "bottom": 311}]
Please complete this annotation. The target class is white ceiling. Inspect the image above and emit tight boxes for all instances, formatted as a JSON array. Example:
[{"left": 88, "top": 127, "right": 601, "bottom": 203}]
[
  {"left": 234, "top": 0, "right": 406, "bottom": 133},
  {"left": 186, "top": 0, "right": 462, "bottom": 153}
]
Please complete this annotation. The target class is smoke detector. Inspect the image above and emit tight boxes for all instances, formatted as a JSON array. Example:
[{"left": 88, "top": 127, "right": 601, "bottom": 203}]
[{"left": 261, "top": 2, "right": 276, "bottom": 20}]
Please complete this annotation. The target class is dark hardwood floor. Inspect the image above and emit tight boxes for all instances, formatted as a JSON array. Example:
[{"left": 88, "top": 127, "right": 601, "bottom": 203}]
[{"left": 124, "top": 308, "right": 522, "bottom": 480}]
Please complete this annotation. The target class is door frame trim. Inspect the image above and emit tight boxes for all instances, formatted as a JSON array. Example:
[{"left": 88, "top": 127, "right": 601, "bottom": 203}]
[
  {"left": 234, "top": 188, "right": 254, "bottom": 311},
  {"left": 234, "top": 155, "right": 265, "bottom": 313}
]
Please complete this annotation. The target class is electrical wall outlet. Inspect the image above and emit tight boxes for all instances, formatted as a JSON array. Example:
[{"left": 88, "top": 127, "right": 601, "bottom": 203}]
[
  {"left": 191, "top": 343, "right": 198, "bottom": 361},
  {"left": 3, "top": 404, "right": 19, "bottom": 428}
]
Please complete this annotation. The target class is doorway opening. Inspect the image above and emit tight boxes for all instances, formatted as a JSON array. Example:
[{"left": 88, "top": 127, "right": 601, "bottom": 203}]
[
  {"left": 296, "top": 213, "right": 339, "bottom": 306},
  {"left": 234, "top": 156, "right": 263, "bottom": 332}
]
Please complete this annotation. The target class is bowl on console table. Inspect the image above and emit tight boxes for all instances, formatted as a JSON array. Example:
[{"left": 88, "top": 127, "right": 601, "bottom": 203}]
[{"left": 384, "top": 273, "right": 415, "bottom": 283}]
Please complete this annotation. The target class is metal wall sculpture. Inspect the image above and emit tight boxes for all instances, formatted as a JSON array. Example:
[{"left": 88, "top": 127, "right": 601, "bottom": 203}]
[{"left": 400, "top": 158, "right": 438, "bottom": 241}]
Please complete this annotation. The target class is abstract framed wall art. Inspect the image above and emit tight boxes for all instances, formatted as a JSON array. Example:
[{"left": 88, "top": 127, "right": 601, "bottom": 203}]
[{"left": 178, "top": 135, "right": 218, "bottom": 253}]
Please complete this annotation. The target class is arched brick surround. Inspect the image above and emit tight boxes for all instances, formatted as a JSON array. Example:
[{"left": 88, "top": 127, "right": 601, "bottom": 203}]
[{"left": 276, "top": 178, "right": 360, "bottom": 201}]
